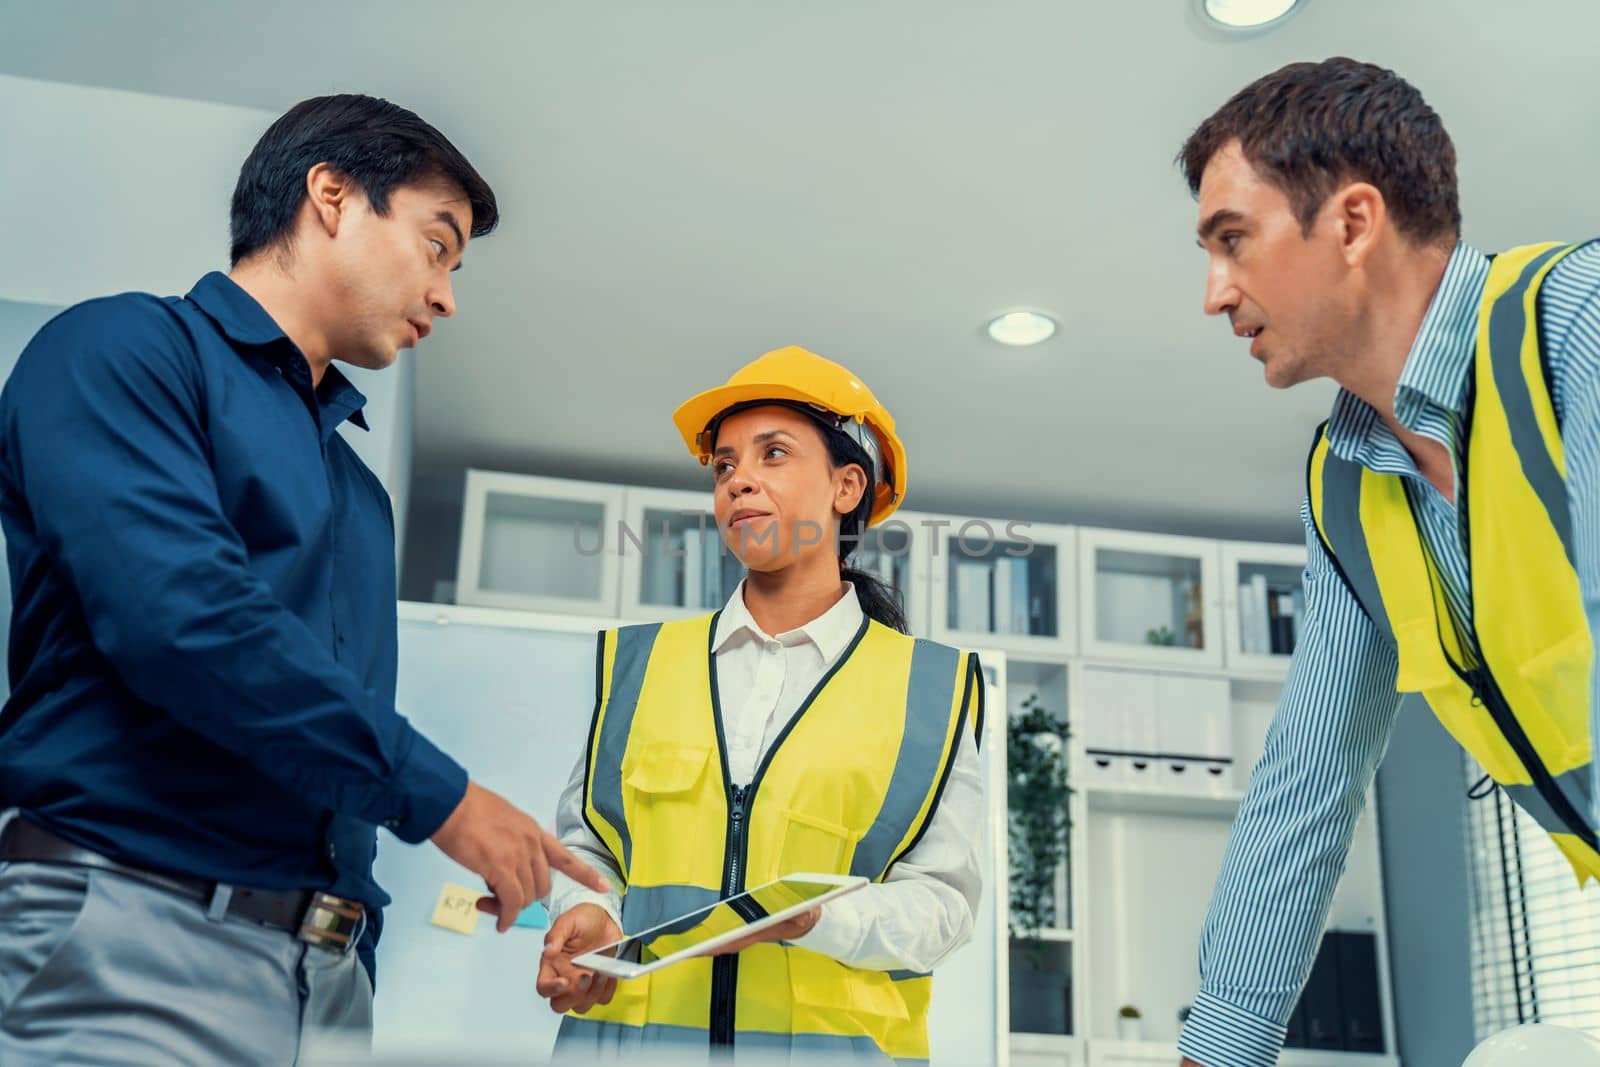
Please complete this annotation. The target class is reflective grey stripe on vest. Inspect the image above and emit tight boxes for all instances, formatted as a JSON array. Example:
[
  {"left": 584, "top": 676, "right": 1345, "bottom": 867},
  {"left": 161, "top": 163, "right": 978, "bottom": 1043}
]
[
  {"left": 849, "top": 640, "right": 963, "bottom": 881},
  {"left": 589, "top": 622, "right": 663, "bottom": 875},
  {"left": 619, "top": 883, "right": 723, "bottom": 938},
  {"left": 552, "top": 1017, "right": 707, "bottom": 1063},
  {"left": 1504, "top": 763, "right": 1596, "bottom": 838},
  {"left": 885, "top": 969, "right": 930, "bottom": 983},
  {"left": 1316, "top": 448, "right": 1397, "bottom": 641},
  {"left": 1486, "top": 243, "right": 1578, "bottom": 564},
  {"left": 555, "top": 1016, "right": 922, "bottom": 1064}
]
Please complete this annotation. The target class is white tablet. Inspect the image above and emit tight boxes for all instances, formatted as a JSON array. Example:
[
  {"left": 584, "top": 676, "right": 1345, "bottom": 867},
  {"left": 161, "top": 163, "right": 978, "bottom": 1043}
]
[{"left": 571, "top": 872, "right": 867, "bottom": 979}]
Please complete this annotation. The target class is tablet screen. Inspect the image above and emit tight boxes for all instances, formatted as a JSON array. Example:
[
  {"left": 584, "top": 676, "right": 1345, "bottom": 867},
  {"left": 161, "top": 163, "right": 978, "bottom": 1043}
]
[{"left": 587, "top": 875, "right": 861, "bottom": 966}]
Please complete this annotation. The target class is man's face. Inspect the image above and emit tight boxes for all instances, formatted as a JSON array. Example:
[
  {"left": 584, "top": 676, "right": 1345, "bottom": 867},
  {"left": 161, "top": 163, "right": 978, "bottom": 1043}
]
[
  {"left": 1195, "top": 141, "right": 1353, "bottom": 389},
  {"left": 320, "top": 175, "right": 470, "bottom": 371}
]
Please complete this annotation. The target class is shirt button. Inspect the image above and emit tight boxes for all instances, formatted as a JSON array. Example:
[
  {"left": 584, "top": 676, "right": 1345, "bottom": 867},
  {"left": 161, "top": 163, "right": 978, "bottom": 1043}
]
[
  {"left": 764, "top": 640, "right": 781, "bottom": 654},
  {"left": 326, "top": 842, "right": 338, "bottom": 860},
  {"left": 384, "top": 818, "right": 400, "bottom": 831}
]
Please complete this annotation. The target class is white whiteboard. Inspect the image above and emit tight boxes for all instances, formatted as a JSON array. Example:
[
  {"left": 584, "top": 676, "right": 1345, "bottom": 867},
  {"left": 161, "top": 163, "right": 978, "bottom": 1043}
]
[{"left": 370, "top": 602, "right": 1001, "bottom": 1065}]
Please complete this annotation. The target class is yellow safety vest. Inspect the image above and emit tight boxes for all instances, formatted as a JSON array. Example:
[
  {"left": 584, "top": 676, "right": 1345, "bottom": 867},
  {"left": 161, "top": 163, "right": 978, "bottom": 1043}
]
[
  {"left": 553, "top": 611, "right": 983, "bottom": 1062},
  {"left": 1308, "top": 241, "right": 1600, "bottom": 884}
]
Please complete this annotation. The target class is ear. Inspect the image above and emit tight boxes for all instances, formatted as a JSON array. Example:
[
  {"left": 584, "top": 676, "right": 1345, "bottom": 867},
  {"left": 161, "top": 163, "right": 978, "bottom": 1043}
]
[
  {"left": 833, "top": 463, "right": 867, "bottom": 517},
  {"left": 304, "top": 162, "right": 354, "bottom": 239},
  {"left": 1330, "top": 181, "right": 1386, "bottom": 268}
]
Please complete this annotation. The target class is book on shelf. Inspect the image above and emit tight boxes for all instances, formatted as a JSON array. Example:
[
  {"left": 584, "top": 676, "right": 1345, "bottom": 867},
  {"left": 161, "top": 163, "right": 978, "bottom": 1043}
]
[
  {"left": 987, "top": 556, "right": 1031, "bottom": 634},
  {"left": 1007, "top": 556, "right": 1031, "bottom": 634},
  {"left": 1248, "top": 572, "right": 1271, "bottom": 654},
  {"left": 703, "top": 530, "right": 725, "bottom": 609},
  {"left": 992, "top": 557, "right": 1014, "bottom": 635},
  {"left": 1269, "top": 589, "right": 1298, "bottom": 655},
  {"left": 1238, "top": 582, "right": 1260, "bottom": 654},
  {"left": 954, "top": 560, "right": 993, "bottom": 633},
  {"left": 1280, "top": 930, "right": 1386, "bottom": 1053},
  {"left": 643, "top": 524, "right": 678, "bottom": 605},
  {"left": 682, "top": 526, "right": 704, "bottom": 609},
  {"left": 1181, "top": 577, "right": 1204, "bottom": 648}
]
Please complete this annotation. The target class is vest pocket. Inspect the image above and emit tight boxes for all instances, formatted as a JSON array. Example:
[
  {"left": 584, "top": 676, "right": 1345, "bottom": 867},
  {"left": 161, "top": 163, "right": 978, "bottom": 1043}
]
[
  {"left": 1515, "top": 627, "right": 1592, "bottom": 770},
  {"left": 789, "top": 949, "right": 911, "bottom": 1022},
  {"left": 624, "top": 742, "right": 713, "bottom": 795},
  {"left": 623, "top": 743, "right": 714, "bottom": 878},
  {"left": 779, "top": 810, "right": 858, "bottom": 875}
]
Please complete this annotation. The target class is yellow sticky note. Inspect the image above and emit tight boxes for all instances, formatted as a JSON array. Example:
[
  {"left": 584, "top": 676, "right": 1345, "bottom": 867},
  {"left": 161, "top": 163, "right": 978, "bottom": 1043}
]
[{"left": 431, "top": 882, "right": 484, "bottom": 935}]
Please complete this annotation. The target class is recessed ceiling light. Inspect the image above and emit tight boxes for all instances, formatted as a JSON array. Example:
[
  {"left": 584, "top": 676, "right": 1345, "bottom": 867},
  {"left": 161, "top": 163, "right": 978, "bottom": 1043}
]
[
  {"left": 1201, "top": 0, "right": 1301, "bottom": 29},
  {"left": 987, "top": 311, "right": 1057, "bottom": 347}
]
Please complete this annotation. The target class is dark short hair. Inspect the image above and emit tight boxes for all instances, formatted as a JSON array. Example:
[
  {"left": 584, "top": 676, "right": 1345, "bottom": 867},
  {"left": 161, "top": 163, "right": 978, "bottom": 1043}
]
[
  {"left": 230, "top": 94, "right": 499, "bottom": 265},
  {"left": 1178, "top": 57, "right": 1460, "bottom": 247}
]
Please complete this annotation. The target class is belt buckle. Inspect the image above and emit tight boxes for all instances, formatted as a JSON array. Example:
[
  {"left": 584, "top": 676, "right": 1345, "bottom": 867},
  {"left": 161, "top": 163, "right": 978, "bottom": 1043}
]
[{"left": 298, "top": 892, "right": 364, "bottom": 952}]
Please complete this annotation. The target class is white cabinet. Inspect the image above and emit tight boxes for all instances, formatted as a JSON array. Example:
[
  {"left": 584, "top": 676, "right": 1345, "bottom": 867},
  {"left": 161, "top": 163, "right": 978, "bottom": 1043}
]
[
  {"left": 455, "top": 470, "right": 624, "bottom": 617},
  {"left": 1078, "top": 528, "right": 1222, "bottom": 670},
  {"left": 1078, "top": 667, "right": 1232, "bottom": 797},
  {"left": 1012, "top": 1033, "right": 1084, "bottom": 1066},
  {"left": 1221, "top": 540, "right": 1308, "bottom": 677},
  {"left": 461, "top": 475, "right": 934, "bottom": 630},
  {"left": 930, "top": 516, "right": 1075, "bottom": 655},
  {"left": 1153, "top": 674, "right": 1233, "bottom": 793},
  {"left": 616, "top": 486, "right": 739, "bottom": 620},
  {"left": 1087, "top": 1040, "right": 1177, "bottom": 1066}
]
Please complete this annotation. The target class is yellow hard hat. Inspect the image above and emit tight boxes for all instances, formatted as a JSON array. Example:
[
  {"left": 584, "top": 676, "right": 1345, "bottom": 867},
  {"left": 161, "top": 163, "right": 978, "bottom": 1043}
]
[{"left": 673, "top": 346, "right": 907, "bottom": 526}]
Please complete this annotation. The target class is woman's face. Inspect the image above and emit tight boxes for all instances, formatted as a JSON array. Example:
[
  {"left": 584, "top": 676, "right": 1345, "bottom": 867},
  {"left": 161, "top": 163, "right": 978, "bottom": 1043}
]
[{"left": 709, "top": 405, "right": 866, "bottom": 573}]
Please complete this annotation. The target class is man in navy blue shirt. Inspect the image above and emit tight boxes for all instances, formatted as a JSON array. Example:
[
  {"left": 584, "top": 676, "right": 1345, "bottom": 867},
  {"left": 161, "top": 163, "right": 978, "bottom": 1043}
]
[{"left": 0, "top": 94, "right": 607, "bottom": 1064}]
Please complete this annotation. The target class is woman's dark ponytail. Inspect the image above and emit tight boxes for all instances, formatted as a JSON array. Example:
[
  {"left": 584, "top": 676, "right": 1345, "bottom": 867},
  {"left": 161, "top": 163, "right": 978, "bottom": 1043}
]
[{"left": 822, "top": 427, "right": 910, "bottom": 634}]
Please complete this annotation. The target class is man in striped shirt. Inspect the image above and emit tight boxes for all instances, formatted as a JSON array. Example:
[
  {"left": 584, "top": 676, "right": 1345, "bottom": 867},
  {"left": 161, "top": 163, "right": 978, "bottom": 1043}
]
[{"left": 1174, "top": 58, "right": 1600, "bottom": 1067}]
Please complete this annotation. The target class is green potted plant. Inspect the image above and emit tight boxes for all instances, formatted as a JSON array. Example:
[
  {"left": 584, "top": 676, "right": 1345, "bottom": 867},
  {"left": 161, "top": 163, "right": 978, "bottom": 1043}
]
[
  {"left": 1007, "top": 692, "right": 1073, "bottom": 1034},
  {"left": 1117, "top": 1004, "right": 1142, "bottom": 1041}
]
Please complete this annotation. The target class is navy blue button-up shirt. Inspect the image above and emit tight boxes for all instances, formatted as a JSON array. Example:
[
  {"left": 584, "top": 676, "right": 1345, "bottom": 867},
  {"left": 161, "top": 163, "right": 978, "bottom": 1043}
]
[{"left": 0, "top": 272, "right": 468, "bottom": 966}]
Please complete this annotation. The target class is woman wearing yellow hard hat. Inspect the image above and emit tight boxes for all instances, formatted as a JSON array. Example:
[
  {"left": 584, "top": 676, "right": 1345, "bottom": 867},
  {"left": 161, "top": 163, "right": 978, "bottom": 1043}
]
[{"left": 538, "top": 346, "right": 985, "bottom": 1062}]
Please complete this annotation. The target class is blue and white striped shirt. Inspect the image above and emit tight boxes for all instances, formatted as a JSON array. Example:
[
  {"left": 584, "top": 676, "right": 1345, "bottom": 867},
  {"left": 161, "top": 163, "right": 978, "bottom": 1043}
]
[{"left": 1177, "top": 241, "right": 1600, "bottom": 1067}]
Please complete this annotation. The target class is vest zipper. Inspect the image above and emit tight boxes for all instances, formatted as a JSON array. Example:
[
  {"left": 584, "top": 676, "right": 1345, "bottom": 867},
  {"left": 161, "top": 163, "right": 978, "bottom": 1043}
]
[
  {"left": 702, "top": 614, "right": 869, "bottom": 1051},
  {"left": 709, "top": 783, "right": 749, "bottom": 1048},
  {"left": 1459, "top": 662, "right": 1597, "bottom": 849}
]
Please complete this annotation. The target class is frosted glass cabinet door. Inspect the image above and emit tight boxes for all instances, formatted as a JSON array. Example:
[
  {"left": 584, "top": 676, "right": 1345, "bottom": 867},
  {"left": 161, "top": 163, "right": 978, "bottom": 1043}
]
[
  {"left": 930, "top": 516, "right": 1076, "bottom": 655},
  {"left": 1220, "top": 540, "right": 1308, "bottom": 676},
  {"left": 617, "top": 487, "right": 743, "bottom": 621},
  {"left": 618, "top": 493, "right": 931, "bottom": 630},
  {"left": 454, "top": 470, "right": 624, "bottom": 617},
  {"left": 1077, "top": 528, "right": 1222, "bottom": 669}
]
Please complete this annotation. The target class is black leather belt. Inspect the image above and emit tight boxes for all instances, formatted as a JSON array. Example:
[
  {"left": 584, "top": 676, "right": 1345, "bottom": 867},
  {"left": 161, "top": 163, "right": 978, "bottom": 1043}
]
[{"left": 0, "top": 816, "right": 364, "bottom": 952}]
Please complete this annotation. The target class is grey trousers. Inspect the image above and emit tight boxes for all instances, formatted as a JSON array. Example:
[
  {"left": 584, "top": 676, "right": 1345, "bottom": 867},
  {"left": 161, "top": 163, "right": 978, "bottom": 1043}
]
[{"left": 0, "top": 853, "right": 373, "bottom": 1066}]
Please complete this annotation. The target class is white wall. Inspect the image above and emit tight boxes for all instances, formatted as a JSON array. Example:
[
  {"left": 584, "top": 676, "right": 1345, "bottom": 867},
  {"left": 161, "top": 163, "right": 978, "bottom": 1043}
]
[
  {"left": 0, "top": 75, "right": 414, "bottom": 560},
  {"left": 0, "top": 73, "right": 264, "bottom": 305}
]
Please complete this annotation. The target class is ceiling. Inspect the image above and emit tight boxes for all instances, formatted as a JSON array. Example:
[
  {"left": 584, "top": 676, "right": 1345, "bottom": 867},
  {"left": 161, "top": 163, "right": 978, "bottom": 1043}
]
[{"left": 3, "top": 0, "right": 1598, "bottom": 549}]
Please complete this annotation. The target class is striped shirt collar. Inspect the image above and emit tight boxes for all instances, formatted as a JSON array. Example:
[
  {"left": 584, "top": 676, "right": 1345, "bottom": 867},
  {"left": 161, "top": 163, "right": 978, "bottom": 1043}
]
[{"left": 1325, "top": 241, "right": 1491, "bottom": 470}]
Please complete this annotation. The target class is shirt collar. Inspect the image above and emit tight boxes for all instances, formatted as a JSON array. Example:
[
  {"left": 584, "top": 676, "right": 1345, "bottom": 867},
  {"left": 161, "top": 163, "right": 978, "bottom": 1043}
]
[
  {"left": 1324, "top": 241, "right": 1489, "bottom": 461},
  {"left": 185, "top": 272, "right": 370, "bottom": 432},
  {"left": 713, "top": 578, "right": 864, "bottom": 662},
  {"left": 187, "top": 271, "right": 292, "bottom": 347},
  {"left": 320, "top": 367, "right": 371, "bottom": 432}
]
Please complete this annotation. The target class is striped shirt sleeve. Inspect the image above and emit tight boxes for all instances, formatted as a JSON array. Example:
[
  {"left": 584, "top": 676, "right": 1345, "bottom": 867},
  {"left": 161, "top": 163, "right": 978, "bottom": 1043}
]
[{"left": 1177, "top": 511, "right": 1403, "bottom": 1067}]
